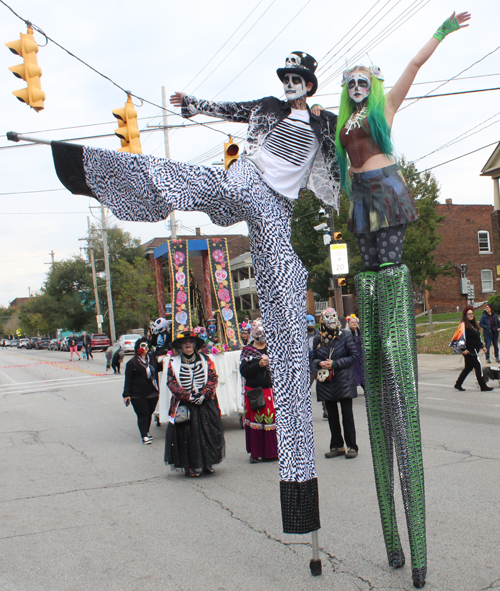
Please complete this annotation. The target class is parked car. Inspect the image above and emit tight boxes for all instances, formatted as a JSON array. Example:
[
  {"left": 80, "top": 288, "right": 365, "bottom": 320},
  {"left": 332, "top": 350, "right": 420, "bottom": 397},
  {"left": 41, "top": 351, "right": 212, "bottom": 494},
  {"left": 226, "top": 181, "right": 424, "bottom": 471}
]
[
  {"left": 117, "top": 333, "right": 142, "bottom": 354},
  {"left": 48, "top": 339, "right": 59, "bottom": 350},
  {"left": 90, "top": 333, "right": 111, "bottom": 351},
  {"left": 17, "top": 338, "right": 29, "bottom": 348},
  {"left": 11, "top": 339, "right": 19, "bottom": 348},
  {"left": 36, "top": 338, "right": 50, "bottom": 350},
  {"left": 26, "top": 337, "right": 39, "bottom": 349},
  {"left": 60, "top": 337, "right": 70, "bottom": 352}
]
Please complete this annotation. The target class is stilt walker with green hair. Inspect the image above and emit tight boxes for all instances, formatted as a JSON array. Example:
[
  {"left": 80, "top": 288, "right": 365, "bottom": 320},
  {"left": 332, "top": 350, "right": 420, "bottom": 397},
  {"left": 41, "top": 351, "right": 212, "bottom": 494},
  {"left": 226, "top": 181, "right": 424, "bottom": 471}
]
[{"left": 320, "top": 10, "right": 472, "bottom": 589}]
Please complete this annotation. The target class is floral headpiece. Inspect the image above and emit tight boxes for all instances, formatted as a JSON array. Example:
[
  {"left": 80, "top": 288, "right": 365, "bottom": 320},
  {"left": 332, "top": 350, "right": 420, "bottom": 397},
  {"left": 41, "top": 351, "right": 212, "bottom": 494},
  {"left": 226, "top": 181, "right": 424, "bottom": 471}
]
[
  {"left": 340, "top": 64, "right": 385, "bottom": 87},
  {"left": 346, "top": 314, "right": 359, "bottom": 323}
]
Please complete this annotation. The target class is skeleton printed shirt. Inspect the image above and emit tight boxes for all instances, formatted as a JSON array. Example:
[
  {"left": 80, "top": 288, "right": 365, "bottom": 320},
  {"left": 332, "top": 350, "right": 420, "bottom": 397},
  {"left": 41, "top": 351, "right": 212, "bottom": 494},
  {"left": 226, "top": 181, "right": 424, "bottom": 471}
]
[{"left": 181, "top": 95, "right": 340, "bottom": 210}]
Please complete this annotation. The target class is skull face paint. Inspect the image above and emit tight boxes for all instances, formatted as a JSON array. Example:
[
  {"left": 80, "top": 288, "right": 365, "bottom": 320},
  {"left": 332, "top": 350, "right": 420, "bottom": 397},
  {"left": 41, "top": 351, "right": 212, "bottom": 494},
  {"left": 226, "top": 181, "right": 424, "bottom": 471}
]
[
  {"left": 348, "top": 72, "right": 371, "bottom": 103},
  {"left": 283, "top": 74, "right": 307, "bottom": 100}
]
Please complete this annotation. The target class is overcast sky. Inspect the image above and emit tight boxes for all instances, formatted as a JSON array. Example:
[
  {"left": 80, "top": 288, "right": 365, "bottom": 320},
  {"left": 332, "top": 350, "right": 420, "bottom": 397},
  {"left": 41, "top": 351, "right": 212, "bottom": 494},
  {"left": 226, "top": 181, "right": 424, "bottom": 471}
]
[{"left": 1, "top": 0, "right": 498, "bottom": 307}]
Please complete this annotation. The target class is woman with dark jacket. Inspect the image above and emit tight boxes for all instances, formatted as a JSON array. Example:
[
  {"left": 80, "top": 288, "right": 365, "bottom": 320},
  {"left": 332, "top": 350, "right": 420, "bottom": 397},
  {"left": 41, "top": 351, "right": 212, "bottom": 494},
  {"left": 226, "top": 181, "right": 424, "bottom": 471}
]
[
  {"left": 312, "top": 308, "right": 359, "bottom": 459},
  {"left": 123, "top": 338, "right": 159, "bottom": 444},
  {"left": 240, "top": 320, "right": 278, "bottom": 463},
  {"left": 455, "top": 306, "right": 494, "bottom": 392},
  {"left": 479, "top": 303, "right": 500, "bottom": 363}
]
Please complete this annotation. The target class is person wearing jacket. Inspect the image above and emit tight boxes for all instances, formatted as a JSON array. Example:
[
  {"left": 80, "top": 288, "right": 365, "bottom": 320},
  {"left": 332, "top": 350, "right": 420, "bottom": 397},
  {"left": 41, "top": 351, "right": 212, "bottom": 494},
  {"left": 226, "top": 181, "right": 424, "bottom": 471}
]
[
  {"left": 106, "top": 343, "right": 125, "bottom": 374},
  {"left": 240, "top": 320, "right": 278, "bottom": 464},
  {"left": 49, "top": 50, "right": 340, "bottom": 534},
  {"left": 123, "top": 338, "right": 159, "bottom": 444},
  {"left": 81, "top": 331, "right": 93, "bottom": 360},
  {"left": 479, "top": 303, "right": 500, "bottom": 363},
  {"left": 311, "top": 308, "right": 359, "bottom": 459},
  {"left": 455, "top": 306, "right": 494, "bottom": 392},
  {"left": 164, "top": 331, "right": 224, "bottom": 477}
]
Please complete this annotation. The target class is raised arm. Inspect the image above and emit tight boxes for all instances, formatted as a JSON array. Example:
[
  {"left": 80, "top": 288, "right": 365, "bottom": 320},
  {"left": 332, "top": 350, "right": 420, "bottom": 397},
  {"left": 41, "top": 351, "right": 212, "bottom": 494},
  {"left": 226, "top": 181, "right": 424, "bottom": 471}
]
[
  {"left": 170, "top": 91, "right": 261, "bottom": 123},
  {"left": 385, "top": 11, "right": 471, "bottom": 124}
]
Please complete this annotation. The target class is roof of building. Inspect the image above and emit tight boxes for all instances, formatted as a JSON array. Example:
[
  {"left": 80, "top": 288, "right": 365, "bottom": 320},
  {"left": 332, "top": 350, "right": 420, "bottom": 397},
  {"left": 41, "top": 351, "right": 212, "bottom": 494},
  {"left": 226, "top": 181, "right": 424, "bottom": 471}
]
[
  {"left": 481, "top": 142, "right": 500, "bottom": 177},
  {"left": 229, "top": 252, "right": 253, "bottom": 268}
]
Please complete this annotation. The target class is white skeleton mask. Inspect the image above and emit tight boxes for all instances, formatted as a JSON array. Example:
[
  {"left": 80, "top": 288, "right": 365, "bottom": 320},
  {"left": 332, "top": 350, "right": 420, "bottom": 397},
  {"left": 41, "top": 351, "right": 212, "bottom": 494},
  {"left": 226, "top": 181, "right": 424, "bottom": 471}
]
[
  {"left": 285, "top": 53, "right": 302, "bottom": 68},
  {"left": 348, "top": 72, "right": 371, "bottom": 103},
  {"left": 283, "top": 74, "right": 307, "bottom": 100}
]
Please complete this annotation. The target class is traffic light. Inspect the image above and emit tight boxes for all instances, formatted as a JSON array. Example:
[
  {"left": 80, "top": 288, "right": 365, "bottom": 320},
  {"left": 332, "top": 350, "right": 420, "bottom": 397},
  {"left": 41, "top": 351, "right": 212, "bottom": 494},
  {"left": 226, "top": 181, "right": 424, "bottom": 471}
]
[
  {"left": 333, "top": 231, "right": 342, "bottom": 241},
  {"left": 5, "top": 26, "right": 45, "bottom": 112},
  {"left": 337, "top": 277, "right": 347, "bottom": 287},
  {"left": 224, "top": 136, "right": 239, "bottom": 170},
  {"left": 112, "top": 96, "right": 142, "bottom": 154}
]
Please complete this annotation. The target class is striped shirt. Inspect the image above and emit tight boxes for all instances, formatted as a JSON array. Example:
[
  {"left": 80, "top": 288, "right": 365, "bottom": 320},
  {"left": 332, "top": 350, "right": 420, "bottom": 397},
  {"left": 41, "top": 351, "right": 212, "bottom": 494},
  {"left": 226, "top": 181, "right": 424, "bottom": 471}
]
[{"left": 260, "top": 109, "right": 319, "bottom": 200}]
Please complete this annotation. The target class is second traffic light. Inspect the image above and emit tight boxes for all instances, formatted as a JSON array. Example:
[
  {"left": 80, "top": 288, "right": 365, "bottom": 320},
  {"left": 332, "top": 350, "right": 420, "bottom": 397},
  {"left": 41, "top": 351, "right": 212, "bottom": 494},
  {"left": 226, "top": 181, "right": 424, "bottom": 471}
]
[
  {"left": 337, "top": 277, "right": 347, "bottom": 287},
  {"left": 224, "top": 136, "right": 239, "bottom": 170},
  {"left": 112, "top": 96, "right": 142, "bottom": 154},
  {"left": 5, "top": 26, "right": 45, "bottom": 112}
]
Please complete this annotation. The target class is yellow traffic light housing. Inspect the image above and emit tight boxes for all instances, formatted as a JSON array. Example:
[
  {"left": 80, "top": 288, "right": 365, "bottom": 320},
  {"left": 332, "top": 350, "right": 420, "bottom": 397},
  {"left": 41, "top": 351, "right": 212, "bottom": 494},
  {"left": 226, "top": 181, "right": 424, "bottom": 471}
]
[
  {"left": 112, "top": 96, "right": 142, "bottom": 154},
  {"left": 333, "top": 231, "right": 342, "bottom": 241},
  {"left": 224, "top": 136, "right": 239, "bottom": 170},
  {"left": 338, "top": 277, "right": 347, "bottom": 287},
  {"left": 5, "top": 26, "right": 45, "bottom": 112}
]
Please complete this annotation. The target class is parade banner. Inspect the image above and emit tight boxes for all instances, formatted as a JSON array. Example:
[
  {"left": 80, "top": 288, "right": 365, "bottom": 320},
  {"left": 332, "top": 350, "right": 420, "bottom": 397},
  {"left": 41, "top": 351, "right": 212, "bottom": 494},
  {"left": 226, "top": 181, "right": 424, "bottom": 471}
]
[
  {"left": 167, "top": 239, "right": 191, "bottom": 338},
  {"left": 207, "top": 238, "right": 242, "bottom": 351}
]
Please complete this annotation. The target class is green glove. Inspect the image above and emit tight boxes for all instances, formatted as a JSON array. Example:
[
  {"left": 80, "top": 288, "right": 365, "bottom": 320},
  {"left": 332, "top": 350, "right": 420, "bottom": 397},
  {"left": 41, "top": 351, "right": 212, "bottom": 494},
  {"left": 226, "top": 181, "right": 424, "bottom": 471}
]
[
  {"left": 331, "top": 359, "right": 338, "bottom": 369},
  {"left": 433, "top": 16, "right": 459, "bottom": 41}
]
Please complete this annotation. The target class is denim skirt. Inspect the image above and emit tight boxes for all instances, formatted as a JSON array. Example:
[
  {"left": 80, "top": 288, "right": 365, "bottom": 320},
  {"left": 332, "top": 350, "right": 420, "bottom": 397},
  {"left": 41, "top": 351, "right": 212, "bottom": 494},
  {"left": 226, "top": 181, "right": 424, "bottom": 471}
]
[{"left": 348, "top": 164, "right": 418, "bottom": 234}]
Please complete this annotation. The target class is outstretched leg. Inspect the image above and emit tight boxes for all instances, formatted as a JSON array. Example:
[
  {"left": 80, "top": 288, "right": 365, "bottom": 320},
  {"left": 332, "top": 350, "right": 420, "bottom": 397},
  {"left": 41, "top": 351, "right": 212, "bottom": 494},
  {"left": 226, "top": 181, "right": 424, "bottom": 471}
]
[
  {"left": 355, "top": 270, "right": 405, "bottom": 568},
  {"left": 378, "top": 265, "right": 426, "bottom": 588}
]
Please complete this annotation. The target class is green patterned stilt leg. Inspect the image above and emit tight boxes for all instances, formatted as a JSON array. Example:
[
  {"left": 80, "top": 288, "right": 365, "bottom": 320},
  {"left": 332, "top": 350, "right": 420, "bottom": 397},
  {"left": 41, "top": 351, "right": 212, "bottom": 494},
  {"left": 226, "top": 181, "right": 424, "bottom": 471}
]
[
  {"left": 355, "top": 271, "right": 405, "bottom": 569},
  {"left": 377, "top": 265, "right": 427, "bottom": 588}
]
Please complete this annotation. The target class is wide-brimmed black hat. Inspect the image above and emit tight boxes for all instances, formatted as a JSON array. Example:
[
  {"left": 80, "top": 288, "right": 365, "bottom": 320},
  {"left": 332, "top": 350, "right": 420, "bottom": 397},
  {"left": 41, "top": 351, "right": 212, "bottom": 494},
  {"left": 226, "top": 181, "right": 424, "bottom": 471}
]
[
  {"left": 276, "top": 51, "right": 318, "bottom": 97},
  {"left": 171, "top": 330, "right": 204, "bottom": 352}
]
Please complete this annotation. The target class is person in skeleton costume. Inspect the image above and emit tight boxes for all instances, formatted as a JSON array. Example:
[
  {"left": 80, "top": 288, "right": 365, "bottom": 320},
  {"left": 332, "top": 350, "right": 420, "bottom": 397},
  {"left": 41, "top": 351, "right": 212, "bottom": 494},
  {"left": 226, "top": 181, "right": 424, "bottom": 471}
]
[
  {"left": 315, "top": 11, "right": 470, "bottom": 588},
  {"left": 151, "top": 317, "right": 172, "bottom": 354},
  {"left": 164, "top": 330, "right": 224, "bottom": 477},
  {"left": 49, "top": 51, "right": 339, "bottom": 535}
]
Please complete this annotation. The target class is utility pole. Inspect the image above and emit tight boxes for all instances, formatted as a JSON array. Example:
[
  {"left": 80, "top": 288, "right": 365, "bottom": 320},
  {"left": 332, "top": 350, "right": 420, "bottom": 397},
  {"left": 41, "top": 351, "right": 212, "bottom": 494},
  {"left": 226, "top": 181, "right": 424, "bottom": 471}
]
[
  {"left": 162, "top": 85, "right": 177, "bottom": 238},
  {"left": 44, "top": 250, "right": 55, "bottom": 268},
  {"left": 87, "top": 217, "right": 103, "bottom": 333},
  {"left": 101, "top": 205, "right": 116, "bottom": 342}
]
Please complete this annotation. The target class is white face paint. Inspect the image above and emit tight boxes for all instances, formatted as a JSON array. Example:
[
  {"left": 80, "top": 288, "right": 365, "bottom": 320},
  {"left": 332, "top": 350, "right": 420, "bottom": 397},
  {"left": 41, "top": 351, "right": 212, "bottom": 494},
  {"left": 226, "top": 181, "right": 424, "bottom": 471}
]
[
  {"left": 283, "top": 74, "right": 307, "bottom": 100},
  {"left": 347, "top": 72, "right": 371, "bottom": 103}
]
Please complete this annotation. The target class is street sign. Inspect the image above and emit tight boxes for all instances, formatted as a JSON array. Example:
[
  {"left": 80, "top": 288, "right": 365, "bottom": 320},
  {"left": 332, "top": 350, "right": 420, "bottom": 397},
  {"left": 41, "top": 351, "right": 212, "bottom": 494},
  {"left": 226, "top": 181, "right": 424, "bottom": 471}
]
[
  {"left": 330, "top": 243, "right": 349, "bottom": 276},
  {"left": 96, "top": 315, "right": 103, "bottom": 324}
]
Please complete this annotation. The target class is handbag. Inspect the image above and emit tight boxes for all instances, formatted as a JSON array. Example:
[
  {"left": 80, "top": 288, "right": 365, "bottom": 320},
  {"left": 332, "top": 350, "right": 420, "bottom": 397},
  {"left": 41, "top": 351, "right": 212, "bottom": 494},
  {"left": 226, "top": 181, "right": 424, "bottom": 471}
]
[
  {"left": 174, "top": 404, "right": 191, "bottom": 423},
  {"left": 246, "top": 387, "right": 266, "bottom": 411},
  {"left": 317, "top": 347, "right": 335, "bottom": 382}
]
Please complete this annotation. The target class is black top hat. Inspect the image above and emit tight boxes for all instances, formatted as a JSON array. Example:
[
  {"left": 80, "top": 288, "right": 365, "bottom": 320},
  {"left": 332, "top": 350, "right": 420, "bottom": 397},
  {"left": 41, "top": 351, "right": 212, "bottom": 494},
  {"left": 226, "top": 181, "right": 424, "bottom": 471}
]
[
  {"left": 171, "top": 330, "right": 205, "bottom": 352},
  {"left": 276, "top": 51, "right": 318, "bottom": 97}
]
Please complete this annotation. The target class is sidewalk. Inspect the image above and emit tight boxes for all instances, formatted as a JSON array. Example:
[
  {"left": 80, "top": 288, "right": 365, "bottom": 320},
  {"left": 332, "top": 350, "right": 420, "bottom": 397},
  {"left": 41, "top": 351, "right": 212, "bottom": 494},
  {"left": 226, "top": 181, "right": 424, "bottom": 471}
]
[{"left": 417, "top": 353, "right": 464, "bottom": 371}]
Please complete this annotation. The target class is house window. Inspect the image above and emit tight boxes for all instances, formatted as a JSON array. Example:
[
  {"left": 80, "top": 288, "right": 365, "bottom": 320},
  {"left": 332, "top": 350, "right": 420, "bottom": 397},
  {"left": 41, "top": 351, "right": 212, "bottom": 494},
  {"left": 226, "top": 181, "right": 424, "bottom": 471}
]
[
  {"left": 481, "top": 269, "right": 494, "bottom": 292},
  {"left": 478, "top": 231, "right": 491, "bottom": 253}
]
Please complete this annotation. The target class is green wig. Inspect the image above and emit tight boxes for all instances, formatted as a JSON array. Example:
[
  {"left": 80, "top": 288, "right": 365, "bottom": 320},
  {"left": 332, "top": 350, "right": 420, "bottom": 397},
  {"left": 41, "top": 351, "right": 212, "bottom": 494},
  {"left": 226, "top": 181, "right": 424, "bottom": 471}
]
[{"left": 335, "top": 70, "right": 394, "bottom": 195}]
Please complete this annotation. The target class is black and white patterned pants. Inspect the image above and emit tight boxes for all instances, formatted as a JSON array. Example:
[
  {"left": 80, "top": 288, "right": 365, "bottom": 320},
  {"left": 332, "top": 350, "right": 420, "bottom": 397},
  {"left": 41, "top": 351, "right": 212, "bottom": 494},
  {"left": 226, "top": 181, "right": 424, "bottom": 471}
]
[{"left": 81, "top": 150, "right": 319, "bottom": 533}]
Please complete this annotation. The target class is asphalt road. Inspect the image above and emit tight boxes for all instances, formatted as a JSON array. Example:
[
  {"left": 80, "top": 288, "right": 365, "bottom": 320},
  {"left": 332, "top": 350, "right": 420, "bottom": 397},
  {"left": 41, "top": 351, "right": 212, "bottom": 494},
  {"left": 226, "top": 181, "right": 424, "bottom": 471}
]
[{"left": 0, "top": 348, "right": 499, "bottom": 591}]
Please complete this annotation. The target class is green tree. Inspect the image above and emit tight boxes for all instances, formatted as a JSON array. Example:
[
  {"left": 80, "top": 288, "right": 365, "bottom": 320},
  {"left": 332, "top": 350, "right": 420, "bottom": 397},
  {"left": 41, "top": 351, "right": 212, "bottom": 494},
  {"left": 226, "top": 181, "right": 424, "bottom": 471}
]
[{"left": 0, "top": 306, "right": 14, "bottom": 336}]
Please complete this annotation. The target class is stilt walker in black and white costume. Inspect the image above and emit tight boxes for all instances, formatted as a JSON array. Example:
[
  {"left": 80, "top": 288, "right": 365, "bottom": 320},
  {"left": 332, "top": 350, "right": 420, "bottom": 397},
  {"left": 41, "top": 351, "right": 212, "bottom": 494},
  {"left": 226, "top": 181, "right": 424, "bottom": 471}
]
[{"left": 49, "top": 52, "right": 340, "bottom": 538}]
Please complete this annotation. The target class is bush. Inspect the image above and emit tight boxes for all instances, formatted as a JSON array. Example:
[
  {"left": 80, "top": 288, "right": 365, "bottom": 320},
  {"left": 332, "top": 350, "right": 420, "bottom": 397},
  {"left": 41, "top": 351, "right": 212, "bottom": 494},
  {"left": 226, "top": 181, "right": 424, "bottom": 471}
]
[{"left": 487, "top": 294, "right": 500, "bottom": 314}]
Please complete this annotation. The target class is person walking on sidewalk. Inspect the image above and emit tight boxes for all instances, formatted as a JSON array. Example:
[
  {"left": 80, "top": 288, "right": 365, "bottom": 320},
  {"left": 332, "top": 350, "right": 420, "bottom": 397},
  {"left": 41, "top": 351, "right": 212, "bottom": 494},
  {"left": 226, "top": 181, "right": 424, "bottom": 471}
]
[
  {"left": 479, "top": 303, "right": 500, "bottom": 364},
  {"left": 123, "top": 338, "right": 159, "bottom": 444},
  {"left": 311, "top": 308, "right": 359, "bottom": 459},
  {"left": 82, "top": 331, "right": 93, "bottom": 361},
  {"left": 68, "top": 334, "right": 81, "bottom": 361},
  {"left": 455, "top": 307, "right": 494, "bottom": 392}
]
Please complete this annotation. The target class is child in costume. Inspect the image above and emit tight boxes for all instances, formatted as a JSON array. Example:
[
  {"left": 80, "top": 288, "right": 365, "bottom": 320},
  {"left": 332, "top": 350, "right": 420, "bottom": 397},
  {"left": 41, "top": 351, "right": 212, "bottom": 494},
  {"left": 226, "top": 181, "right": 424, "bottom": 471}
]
[{"left": 316, "top": 11, "right": 470, "bottom": 589}]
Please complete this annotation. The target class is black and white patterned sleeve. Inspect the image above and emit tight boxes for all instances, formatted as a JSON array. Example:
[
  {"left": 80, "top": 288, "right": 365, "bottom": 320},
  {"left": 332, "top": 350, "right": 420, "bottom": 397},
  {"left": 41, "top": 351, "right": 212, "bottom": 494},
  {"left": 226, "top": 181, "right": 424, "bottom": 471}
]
[{"left": 181, "top": 94, "right": 260, "bottom": 123}]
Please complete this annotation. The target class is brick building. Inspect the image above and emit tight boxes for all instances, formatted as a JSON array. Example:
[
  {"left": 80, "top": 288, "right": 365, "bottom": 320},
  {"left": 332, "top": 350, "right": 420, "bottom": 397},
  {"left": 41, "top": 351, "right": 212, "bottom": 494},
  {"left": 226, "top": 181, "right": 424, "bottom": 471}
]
[{"left": 428, "top": 199, "right": 498, "bottom": 312}]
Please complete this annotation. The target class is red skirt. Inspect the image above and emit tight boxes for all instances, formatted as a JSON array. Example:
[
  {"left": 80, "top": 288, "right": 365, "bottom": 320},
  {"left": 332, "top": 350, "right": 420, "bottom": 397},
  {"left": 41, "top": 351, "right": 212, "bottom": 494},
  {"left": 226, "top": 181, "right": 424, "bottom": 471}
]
[{"left": 243, "top": 386, "right": 278, "bottom": 460}]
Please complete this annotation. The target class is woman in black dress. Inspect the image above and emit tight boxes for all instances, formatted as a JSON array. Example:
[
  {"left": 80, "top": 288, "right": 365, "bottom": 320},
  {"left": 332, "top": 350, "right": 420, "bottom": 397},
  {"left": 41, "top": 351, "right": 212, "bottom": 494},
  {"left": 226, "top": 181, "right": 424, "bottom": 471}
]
[
  {"left": 123, "top": 338, "right": 159, "bottom": 444},
  {"left": 164, "top": 331, "right": 225, "bottom": 477},
  {"left": 455, "top": 307, "right": 494, "bottom": 392}
]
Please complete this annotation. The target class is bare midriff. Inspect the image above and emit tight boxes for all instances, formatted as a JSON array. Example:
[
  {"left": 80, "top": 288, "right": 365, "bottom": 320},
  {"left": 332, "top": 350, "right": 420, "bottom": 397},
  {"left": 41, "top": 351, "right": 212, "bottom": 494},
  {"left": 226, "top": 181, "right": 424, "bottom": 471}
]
[{"left": 339, "top": 119, "right": 395, "bottom": 173}]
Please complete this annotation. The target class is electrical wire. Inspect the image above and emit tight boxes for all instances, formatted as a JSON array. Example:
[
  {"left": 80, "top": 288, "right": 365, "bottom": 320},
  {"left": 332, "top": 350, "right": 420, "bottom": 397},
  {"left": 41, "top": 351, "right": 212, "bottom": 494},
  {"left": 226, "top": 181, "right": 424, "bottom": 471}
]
[
  {"left": 0, "top": 0, "right": 232, "bottom": 139},
  {"left": 190, "top": 0, "right": 278, "bottom": 95},
  {"left": 184, "top": 0, "right": 267, "bottom": 91},
  {"left": 411, "top": 141, "right": 499, "bottom": 177},
  {"left": 212, "top": 0, "right": 315, "bottom": 99}
]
